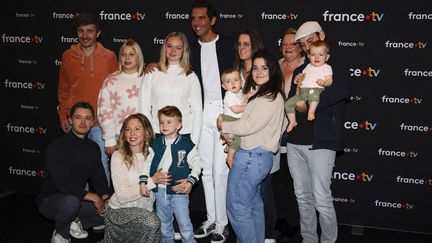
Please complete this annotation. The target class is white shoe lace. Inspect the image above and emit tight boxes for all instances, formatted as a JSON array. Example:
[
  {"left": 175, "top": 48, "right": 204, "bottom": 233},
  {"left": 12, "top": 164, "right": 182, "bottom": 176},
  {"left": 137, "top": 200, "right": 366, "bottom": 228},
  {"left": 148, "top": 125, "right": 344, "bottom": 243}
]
[
  {"left": 201, "top": 220, "right": 214, "bottom": 230},
  {"left": 214, "top": 224, "right": 225, "bottom": 235}
]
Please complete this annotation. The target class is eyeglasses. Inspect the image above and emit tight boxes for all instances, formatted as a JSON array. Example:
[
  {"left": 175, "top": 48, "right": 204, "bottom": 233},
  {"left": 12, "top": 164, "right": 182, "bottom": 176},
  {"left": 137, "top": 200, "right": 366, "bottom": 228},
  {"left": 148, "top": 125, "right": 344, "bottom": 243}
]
[{"left": 237, "top": 42, "right": 251, "bottom": 48}]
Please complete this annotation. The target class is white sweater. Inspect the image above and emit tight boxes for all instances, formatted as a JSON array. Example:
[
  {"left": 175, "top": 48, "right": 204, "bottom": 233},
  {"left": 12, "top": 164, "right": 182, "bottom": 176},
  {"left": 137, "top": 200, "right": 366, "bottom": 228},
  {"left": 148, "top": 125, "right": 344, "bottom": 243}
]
[
  {"left": 98, "top": 72, "right": 143, "bottom": 147},
  {"left": 109, "top": 149, "right": 156, "bottom": 211},
  {"left": 139, "top": 64, "right": 202, "bottom": 144}
]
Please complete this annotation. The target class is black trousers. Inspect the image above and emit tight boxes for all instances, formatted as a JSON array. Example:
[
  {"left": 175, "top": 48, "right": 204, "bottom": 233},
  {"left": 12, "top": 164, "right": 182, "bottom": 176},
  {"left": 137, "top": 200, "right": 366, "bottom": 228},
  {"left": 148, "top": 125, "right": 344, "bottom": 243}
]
[{"left": 38, "top": 193, "right": 104, "bottom": 239}]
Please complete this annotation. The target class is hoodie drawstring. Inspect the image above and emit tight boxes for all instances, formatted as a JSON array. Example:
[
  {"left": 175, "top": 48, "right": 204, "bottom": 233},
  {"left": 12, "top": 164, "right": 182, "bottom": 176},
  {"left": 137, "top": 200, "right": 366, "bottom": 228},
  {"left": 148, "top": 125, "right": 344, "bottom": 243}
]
[{"left": 80, "top": 46, "right": 94, "bottom": 78}]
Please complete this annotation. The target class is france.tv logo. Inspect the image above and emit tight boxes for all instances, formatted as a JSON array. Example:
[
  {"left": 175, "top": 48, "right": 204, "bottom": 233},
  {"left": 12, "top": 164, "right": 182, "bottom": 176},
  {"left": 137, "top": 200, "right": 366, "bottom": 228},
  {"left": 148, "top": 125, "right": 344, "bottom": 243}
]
[
  {"left": 350, "top": 67, "right": 380, "bottom": 77},
  {"left": 2, "top": 34, "right": 43, "bottom": 44},
  {"left": 6, "top": 123, "right": 47, "bottom": 135},
  {"left": 9, "top": 166, "right": 45, "bottom": 177},
  {"left": 344, "top": 120, "right": 377, "bottom": 130},
  {"left": 374, "top": 199, "right": 414, "bottom": 210},
  {"left": 99, "top": 11, "right": 145, "bottom": 21},
  {"left": 333, "top": 171, "right": 374, "bottom": 182},
  {"left": 4, "top": 79, "right": 45, "bottom": 90},
  {"left": 322, "top": 10, "right": 384, "bottom": 22}
]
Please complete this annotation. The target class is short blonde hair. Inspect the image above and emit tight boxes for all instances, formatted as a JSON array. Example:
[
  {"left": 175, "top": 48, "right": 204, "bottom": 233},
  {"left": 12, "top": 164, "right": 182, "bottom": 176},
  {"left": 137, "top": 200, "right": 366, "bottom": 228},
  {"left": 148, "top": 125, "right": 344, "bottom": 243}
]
[
  {"left": 158, "top": 32, "right": 193, "bottom": 75},
  {"left": 117, "top": 39, "right": 145, "bottom": 76}
]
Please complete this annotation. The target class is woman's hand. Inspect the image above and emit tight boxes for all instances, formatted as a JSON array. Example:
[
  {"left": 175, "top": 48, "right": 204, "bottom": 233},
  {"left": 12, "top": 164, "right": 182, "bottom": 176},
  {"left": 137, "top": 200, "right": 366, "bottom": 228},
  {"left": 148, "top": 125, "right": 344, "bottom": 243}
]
[
  {"left": 151, "top": 168, "right": 172, "bottom": 185},
  {"left": 144, "top": 62, "right": 157, "bottom": 74},
  {"left": 140, "top": 183, "right": 150, "bottom": 197}
]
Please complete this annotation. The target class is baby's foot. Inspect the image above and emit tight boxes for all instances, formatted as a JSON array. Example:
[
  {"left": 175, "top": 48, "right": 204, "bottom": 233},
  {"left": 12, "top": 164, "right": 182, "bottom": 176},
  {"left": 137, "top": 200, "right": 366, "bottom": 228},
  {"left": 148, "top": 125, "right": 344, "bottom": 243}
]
[
  {"left": 307, "top": 113, "right": 315, "bottom": 121},
  {"left": 287, "top": 121, "right": 298, "bottom": 133},
  {"left": 226, "top": 157, "right": 233, "bottom": 168}
]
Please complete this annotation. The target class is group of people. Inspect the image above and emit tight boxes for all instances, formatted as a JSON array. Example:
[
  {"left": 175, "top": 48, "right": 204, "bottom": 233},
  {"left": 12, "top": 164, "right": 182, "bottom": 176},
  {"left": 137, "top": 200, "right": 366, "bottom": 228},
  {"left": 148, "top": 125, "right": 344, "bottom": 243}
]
[{"left": 36, "top": 1, "right": 350, "bottom": 243}]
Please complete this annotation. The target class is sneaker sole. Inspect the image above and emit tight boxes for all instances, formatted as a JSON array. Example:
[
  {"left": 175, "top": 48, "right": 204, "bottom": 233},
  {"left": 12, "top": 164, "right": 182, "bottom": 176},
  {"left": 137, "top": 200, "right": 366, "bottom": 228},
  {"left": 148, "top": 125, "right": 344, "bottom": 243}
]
[
  {"left": 211, "top": 239, "right": 226, "bottom": 243},
  {"left": 194, "top": 231, "right": 214, "bottom": 238},
  {"left": 69, "top": 232, "right": 88, "bottom": 239},
  {"left": 70, "top": 234, "right": 88, "bottom": 239}
]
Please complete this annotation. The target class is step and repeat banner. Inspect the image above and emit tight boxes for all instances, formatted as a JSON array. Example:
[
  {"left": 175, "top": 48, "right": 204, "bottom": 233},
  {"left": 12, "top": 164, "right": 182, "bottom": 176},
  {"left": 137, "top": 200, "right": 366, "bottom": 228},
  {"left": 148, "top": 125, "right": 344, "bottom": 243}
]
[{"left": 1, "top": 0, "right": 431, "bottom": 234}]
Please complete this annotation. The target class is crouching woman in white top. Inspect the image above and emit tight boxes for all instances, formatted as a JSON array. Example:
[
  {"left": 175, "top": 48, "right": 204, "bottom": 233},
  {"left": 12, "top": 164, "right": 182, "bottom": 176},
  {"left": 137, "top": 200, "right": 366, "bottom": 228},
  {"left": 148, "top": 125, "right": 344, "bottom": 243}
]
[
  {"left": 101, "top": 113, "right": 170, "bottom": 243},
  {"left": 217, "top": 49, "right": 285, "bottom": 243}
]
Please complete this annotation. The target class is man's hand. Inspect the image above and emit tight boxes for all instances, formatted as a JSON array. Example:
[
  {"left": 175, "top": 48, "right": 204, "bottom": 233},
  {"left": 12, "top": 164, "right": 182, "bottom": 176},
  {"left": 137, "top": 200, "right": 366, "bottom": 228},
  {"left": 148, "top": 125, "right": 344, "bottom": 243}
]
[
  {"left": 104, "top": 146, "right": 116, "bottom": 155},
  {"left": 60, "top": 120, "right": 71, "bottom": 133},
  {"left": 84, "top": 192, "right": 105, "bottom": 216}
]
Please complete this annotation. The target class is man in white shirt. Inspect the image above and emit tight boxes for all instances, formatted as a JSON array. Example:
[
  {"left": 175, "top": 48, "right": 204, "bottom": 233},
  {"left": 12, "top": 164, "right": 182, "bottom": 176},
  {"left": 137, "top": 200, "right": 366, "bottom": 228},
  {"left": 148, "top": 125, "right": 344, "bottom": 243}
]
[{"left": 189, "top": 1, "right": 235, "bottom": 242}]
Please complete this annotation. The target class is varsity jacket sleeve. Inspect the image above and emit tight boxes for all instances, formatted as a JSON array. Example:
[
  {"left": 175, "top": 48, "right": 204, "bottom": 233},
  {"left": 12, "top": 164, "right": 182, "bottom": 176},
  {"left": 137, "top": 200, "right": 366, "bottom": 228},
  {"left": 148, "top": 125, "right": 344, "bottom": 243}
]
[
  {"left": 138, "top": 149, "right": 156, "bottom": 190},
  {"left": 186, "top": 145, "right": 202, "bottom": 185},
  {"left": 97, "top": 76, "right": 117, "bottom": 147},
  {"left": 188, "top": 73, "right": 203, "bottom": 144}
]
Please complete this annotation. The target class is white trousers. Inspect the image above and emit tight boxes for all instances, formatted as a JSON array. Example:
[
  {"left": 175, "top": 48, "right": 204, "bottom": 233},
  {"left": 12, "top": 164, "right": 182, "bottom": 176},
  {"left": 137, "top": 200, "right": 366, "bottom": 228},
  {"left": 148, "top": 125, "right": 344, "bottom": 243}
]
[{"left": 198, "top": 101, "right": 229, "bottom": 227}]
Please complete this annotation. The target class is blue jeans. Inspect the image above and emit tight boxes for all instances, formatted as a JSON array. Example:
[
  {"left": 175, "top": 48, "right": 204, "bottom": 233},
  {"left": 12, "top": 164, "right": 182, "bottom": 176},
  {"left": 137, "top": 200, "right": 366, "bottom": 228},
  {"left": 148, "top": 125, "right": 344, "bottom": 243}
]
[
  {"left": 156, "top": 187, "right": 196, "bottom": 243},
  {"left": 227, "top": 147, "right": 273, "bottom": 243},
  {"left": 287, "top": 143, "right": 337, "bottom": 243},
  {"left": 88, "top": 126, "right": 110, "bottom": 187}
]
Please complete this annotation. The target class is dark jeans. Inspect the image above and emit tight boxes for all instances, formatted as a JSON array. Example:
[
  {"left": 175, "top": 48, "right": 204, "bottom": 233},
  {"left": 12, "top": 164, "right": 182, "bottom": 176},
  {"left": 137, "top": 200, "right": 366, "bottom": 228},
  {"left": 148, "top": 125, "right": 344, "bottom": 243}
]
[
  {"left": 38, "top": 193, "right": 104, "bottom": 239},
  {"left": 261, "top": 173, "right": 277, "bottom": 239},
  {"left": 273, "top": 151, "right": 300, "bottom": 226}
]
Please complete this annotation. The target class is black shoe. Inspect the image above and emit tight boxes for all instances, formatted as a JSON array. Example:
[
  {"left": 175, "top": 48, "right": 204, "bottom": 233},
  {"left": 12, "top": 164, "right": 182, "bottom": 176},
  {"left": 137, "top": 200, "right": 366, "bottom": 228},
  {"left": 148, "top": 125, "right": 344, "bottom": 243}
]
[
  {"left": 210, "top": 225, "right": 229, "bottom": 243},
  {"left": 194, "top": 220, "right": 216, "bottom": 238}
]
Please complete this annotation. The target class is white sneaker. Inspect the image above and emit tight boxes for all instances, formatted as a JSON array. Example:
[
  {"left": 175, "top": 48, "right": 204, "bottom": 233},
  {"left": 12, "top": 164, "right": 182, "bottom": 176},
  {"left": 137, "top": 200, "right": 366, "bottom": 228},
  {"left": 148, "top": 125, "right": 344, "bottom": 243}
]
[
  {"left": 264, "top": 239, "right": 276, "bottom": 243},
  {"left": 194, "top": 220, "right": 216, "bottom": 238},
  {"left": 210, "top": 224, "right": 229, "bottom": 243},
  {"left": 69, "top": 220, "right": 88, "bottom": 239},
  {"left": 174, "top": 232, "right": 181, "bottom": 240},
  {"left": 51, "top": 230, "right": 70, "bottom": 243}
]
